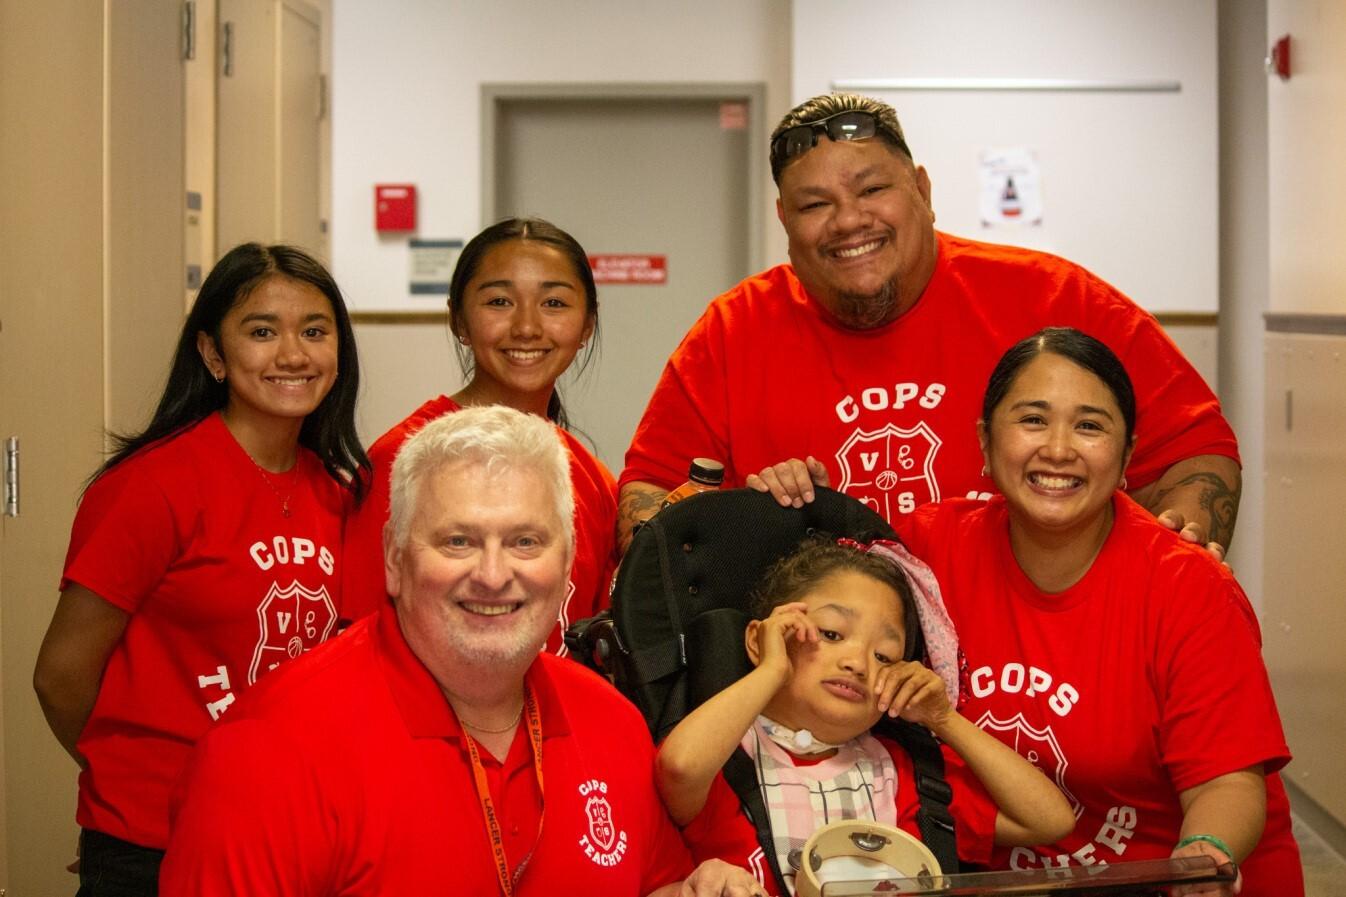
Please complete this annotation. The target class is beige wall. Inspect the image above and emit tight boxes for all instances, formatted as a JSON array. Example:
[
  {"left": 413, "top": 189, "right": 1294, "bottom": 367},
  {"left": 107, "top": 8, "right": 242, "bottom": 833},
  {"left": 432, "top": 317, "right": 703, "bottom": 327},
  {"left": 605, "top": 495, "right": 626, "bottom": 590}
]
[
  {"left": 1264, "top": 331, "right": 1346, "bottom": 830},
  {"left": 1263, "top": 0, "right": 1346, "bottom": 832},
  {"left": 1267, "top": 2, "right": 1346, "bottom": 316},
  {"left": 1164, "top": 322, "right": 1219, "bottom": 392},
  {"left": 352, "top": 319, "right": 463, "bottom": 445}
]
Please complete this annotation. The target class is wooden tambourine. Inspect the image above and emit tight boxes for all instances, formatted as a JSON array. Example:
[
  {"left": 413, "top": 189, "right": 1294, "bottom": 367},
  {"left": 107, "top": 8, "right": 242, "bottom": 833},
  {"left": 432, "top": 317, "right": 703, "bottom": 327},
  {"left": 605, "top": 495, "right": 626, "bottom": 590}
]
[{"left": 794, "top": 820, "right": 941, "bottom": 897}]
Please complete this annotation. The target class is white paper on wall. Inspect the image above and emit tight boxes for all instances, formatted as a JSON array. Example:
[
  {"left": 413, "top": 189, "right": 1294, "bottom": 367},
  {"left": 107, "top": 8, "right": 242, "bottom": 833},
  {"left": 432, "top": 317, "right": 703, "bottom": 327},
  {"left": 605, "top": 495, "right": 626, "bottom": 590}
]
[
  {"left": 409, "top": 239, "right": 463, "bottom": 297},
  {"left": 978, "top": 148, "right": 1043, "bottom": 227}
]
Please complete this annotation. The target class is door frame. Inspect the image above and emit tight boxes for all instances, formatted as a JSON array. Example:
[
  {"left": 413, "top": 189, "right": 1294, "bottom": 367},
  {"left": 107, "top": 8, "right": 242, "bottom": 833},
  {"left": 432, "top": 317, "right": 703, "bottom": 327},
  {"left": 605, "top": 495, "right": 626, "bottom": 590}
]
[{"left": 480, "top": 82, "right": 767, "bottom": 274}]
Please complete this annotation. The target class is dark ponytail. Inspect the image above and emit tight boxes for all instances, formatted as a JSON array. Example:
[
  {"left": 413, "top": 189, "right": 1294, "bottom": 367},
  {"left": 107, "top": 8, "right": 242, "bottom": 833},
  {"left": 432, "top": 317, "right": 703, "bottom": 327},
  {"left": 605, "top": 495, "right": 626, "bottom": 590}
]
[{"left": 447, "top": 217, "right": 600, "bottom": 431}]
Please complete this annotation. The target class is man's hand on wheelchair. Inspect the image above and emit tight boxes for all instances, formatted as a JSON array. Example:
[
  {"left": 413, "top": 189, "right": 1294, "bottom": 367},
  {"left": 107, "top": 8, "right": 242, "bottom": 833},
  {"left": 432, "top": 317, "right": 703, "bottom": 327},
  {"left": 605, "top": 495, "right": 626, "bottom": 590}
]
[{"left": 746, "top": 456, "right": 830, "bottom": 508}]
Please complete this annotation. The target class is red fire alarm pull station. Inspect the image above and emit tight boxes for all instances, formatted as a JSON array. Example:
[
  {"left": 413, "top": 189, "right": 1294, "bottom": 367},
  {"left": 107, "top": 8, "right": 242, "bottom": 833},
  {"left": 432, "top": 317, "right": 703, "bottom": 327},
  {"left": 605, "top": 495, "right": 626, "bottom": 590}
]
[
  {"left": 1267, "top": 34, "right": 1291, "bottom": 80},
  {"left": 375, "top": 184, "right": 417, "bottom": 232}
]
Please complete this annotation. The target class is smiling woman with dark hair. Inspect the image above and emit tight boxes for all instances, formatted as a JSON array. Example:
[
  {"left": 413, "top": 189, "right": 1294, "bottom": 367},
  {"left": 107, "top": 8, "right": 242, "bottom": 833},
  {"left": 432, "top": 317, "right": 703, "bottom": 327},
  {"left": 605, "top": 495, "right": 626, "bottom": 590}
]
[
  {"left": 896, "top": 327, "right": 1302, "bottom": 897},
  {"left": 33, "top": 242, "right": 369, "bottom": 895}
]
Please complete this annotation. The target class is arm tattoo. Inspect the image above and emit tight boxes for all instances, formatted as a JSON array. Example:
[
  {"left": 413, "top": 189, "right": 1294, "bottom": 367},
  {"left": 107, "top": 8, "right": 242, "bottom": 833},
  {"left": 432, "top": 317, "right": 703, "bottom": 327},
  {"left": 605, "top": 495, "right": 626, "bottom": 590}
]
[
  {"left": 1151, "top": 472, "right": 1241, "bottom": 547},
  {"left": 617, "top": 486, "right": 667, "bottom": 544}
]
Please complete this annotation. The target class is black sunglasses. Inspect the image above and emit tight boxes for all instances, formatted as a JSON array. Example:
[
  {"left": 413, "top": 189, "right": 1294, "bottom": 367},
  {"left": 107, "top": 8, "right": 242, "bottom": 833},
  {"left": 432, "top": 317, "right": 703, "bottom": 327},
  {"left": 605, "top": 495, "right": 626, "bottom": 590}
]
[{"left": 770, "top": 110, "right": 911, "bottom": 168}]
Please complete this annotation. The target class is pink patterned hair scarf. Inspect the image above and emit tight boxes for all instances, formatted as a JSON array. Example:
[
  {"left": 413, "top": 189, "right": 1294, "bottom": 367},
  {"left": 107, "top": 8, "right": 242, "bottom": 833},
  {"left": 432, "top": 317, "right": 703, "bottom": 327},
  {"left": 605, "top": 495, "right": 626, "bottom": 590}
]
[{"left": 836, "top": 537, "right": 962, "bottom": 709}]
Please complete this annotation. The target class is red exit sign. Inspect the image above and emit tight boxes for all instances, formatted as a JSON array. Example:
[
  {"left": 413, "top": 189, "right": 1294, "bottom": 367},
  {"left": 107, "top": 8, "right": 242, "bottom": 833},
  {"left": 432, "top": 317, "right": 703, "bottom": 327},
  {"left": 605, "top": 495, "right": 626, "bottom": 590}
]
[{"left": 589, "top": 254, "right": 667, "bottom": 285}]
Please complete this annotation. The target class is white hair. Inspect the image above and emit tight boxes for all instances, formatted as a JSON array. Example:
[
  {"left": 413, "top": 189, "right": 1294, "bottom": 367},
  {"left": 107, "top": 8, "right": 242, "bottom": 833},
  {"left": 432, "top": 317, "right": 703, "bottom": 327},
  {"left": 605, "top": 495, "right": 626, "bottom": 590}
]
[{"left": 387, "top": 405, "right": 575, "bottom": 553}]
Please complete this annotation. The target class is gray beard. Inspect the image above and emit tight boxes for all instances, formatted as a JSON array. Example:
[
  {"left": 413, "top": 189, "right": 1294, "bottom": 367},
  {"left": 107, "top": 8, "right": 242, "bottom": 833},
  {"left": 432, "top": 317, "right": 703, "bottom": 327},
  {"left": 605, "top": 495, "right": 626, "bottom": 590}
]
[{"left": 832, "top": 280, "right": 898, "bottom": 330}]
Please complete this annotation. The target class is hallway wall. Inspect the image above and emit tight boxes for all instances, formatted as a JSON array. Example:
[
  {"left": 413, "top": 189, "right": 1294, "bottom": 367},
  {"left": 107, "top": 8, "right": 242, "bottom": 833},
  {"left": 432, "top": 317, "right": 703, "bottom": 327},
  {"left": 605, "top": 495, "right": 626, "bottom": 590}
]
[{"left": 1262, "top": 0, "right": 1346, "bottom": 837}]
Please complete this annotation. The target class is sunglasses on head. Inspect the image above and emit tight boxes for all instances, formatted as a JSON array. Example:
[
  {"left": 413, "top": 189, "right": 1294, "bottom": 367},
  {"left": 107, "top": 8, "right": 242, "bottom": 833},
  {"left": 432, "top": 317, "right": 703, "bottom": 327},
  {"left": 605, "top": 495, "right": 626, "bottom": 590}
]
[{"left": 770, "top": 110, "right": 911, "bottom": 168}]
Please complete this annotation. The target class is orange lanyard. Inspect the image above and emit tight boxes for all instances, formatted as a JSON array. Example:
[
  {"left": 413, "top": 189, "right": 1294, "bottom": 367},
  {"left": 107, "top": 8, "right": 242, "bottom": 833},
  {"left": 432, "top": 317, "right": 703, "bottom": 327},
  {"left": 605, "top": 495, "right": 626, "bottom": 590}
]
[{"left": 462, "top": 688, "right": 545, "bottom": 897}]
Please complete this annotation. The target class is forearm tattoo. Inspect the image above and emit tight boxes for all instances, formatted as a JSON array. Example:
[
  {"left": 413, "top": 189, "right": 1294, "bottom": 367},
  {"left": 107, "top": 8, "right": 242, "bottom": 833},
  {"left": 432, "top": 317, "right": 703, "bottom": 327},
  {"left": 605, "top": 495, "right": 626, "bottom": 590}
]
[
  {"left": 617, "top": 487, "right": 667, "bottom": 544},
  {"left": 1152, "top": 472, "right": 1241, "bottom": 547}
]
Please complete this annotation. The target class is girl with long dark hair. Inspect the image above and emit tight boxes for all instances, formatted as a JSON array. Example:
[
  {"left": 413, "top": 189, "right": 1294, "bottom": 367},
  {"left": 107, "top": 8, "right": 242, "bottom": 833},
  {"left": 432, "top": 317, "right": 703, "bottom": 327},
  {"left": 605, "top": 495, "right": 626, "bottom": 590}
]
[
  {"left": 34, "top": 243, "right": 368, "bottom": 894},
  {"left": 344, "top": 217, "right": 615, "bottom": 654}
]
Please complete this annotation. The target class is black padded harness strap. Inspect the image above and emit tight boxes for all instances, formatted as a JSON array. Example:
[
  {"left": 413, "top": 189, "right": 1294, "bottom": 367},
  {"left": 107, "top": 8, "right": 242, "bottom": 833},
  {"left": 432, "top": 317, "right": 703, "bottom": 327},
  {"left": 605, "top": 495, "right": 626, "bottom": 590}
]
[{"left": 896, "top": 721, "right": 959, "bottom": 874}]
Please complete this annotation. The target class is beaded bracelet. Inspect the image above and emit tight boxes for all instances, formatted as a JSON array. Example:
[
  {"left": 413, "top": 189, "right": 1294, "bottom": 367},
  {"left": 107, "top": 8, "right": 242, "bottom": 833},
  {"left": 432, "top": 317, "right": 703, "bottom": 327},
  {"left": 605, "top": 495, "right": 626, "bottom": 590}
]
[{"left": 1175, "top": 833, "right": 1235, "bottom": 861}]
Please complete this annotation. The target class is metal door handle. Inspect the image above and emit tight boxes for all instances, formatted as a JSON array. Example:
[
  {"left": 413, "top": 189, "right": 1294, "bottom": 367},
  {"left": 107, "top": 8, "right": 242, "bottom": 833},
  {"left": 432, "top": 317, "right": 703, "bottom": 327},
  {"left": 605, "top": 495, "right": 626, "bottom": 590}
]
[{"left": 4, "top": 436, "right": 17, "bottom": 517}]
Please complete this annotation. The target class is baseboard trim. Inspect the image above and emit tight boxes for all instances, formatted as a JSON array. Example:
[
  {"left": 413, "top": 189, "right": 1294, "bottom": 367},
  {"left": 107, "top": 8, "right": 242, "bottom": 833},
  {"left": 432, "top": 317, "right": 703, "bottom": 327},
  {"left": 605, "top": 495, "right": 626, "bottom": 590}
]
[
  {"left": 1286, "top": 778, "right": 1346, "bottom": 860},
  {"left": 1265, "top": 313, "right": 1346, "bottom": 335}
]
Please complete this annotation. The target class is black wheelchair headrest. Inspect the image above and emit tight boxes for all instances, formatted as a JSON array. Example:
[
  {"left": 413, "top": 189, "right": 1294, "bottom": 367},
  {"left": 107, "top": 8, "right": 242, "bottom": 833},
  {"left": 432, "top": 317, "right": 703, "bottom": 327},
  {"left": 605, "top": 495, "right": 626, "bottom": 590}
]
[{"left": 608, "top": 487, "right": 897, "bottom": 740}]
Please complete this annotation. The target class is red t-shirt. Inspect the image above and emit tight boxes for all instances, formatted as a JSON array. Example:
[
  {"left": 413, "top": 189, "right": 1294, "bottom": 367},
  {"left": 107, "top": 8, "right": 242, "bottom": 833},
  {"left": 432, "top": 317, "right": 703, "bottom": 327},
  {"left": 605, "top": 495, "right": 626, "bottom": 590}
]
[
  {"left": 682, "top": 741, "right": 997, "bottom": 895},
  {"left": 896, "top": 494, "right": 1302, "bottom": 897},
  {"left": 622, "top": 233, "right": 1238, "bottom": 520},
  {"left": 160, "top": 604, "right": 692, "bottom": 896},
  {"left": 344, "top": 396, "right": 617, "bottom": 655},
  {"left": 60, "top": 412, "right": 347, "bottom": 849}
]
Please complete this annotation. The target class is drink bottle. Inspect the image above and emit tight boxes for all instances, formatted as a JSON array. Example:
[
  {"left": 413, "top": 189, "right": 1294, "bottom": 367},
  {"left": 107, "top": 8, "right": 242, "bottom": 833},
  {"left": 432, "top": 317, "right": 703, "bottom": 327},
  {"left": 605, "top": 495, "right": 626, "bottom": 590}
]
[{"left": 660, "top": 457, "right": 725, "bottom": 509}]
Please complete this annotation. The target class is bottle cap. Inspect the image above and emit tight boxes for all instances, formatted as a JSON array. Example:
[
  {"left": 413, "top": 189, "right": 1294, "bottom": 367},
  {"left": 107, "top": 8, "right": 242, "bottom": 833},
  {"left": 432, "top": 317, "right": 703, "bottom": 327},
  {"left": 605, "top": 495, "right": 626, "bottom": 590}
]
[{"left": 688, "top": 457, "right": 725, "bottom": 486}]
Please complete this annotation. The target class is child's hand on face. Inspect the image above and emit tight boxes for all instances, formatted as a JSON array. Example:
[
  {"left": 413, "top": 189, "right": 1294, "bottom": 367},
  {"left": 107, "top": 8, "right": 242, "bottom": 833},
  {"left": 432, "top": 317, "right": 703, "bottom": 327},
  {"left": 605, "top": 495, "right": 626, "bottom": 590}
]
[
  {"left": 874, "top": 661, "right": 951, "bottom": 731},
  {"left": 754, "top": 601, "right": 818, "bottom": 678}
]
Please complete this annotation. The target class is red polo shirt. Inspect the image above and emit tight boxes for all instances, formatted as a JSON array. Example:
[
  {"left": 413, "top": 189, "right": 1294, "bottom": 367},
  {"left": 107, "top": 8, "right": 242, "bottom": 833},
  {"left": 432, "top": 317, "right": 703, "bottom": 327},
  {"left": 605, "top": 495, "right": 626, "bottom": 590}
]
[{"left": 161, "top": 604, "right": 692, "bottom": 895}]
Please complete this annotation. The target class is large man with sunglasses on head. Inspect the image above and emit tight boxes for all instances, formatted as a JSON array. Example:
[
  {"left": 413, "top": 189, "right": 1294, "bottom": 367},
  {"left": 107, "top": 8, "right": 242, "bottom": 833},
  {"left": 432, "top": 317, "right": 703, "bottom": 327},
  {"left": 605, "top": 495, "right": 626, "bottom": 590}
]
[{"left": 618, "top": 93, "right": 1241, "bottom": 558}]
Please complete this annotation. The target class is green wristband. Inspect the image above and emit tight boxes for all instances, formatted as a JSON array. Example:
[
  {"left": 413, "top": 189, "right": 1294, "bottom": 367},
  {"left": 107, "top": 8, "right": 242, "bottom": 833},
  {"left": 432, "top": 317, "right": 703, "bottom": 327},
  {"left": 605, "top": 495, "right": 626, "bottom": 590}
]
[{"left": 1175, "top": 833, "right": 1235, "bottom": 861}]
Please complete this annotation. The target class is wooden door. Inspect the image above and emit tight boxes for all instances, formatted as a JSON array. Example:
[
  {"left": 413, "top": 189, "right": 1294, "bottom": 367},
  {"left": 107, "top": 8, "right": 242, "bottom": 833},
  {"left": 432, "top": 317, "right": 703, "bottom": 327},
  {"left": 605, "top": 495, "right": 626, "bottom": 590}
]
[
  {"left": 218, "top": 0, "right": 325, "bottom": 256},
  {"left": 280, "top": 0, "right": 325, "bottom": 257},
  {"left": 0, "top": 1, "right": 184, "bottom": 890},
  {"left": 0, "top": 3, "right": 109, "bottom": 891}
]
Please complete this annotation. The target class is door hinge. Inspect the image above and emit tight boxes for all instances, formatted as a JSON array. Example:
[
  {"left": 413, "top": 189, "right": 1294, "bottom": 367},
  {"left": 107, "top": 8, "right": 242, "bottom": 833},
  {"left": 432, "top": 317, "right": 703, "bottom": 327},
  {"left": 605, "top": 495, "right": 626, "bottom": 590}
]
[
  {"left": 318, "top": 73, "right": 328, "bottom": 121},
  {"left": 221, "top": 21, "right": 234, "bottom": 77},
  {"left": 4, "top": 436, "right": 18, "bottom": 518},
  {"left": 182, "top": 1, "right": 196, "bottom": 60}
]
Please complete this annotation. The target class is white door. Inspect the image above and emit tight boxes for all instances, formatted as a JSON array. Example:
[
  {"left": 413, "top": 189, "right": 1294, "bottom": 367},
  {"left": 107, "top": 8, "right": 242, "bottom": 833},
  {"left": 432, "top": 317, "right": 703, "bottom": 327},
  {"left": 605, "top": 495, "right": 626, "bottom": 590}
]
[{"left": 487, "top": 88, "right": 764, "bottom": 473}]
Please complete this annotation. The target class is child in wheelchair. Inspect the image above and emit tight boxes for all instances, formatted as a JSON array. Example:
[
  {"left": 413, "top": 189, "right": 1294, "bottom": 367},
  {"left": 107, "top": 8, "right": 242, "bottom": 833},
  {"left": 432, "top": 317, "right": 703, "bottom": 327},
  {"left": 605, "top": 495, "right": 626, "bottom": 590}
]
[{"left": 655, "top": 538, "right": 1074, "bottom": 895}]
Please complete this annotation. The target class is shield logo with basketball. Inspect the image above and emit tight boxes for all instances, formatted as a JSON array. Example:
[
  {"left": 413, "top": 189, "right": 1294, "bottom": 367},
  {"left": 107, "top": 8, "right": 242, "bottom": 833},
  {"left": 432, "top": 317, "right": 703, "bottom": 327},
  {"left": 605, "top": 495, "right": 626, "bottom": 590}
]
[
  {"left": 835, "top": 422, "right": 942, "bottom": 518},
  {"left": 585, "top": 795, "right": 616, "bottom": 852},
  {"left": 976, "top": 711, "right": 1084, "bottom": 818},
  {"left": 248, "top": 580, "right": 337, "bottom": 684}
]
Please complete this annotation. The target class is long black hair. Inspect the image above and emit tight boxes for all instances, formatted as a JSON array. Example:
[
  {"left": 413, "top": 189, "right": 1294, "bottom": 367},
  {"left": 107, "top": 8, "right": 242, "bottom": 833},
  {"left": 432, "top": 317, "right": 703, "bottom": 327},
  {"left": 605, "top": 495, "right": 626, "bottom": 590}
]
[
  {"left": 982, "top": 326, "right": 1137, "bottom": 447},
  {"left": 447, "top": 217, "right": 600, "bottom": 431},
  {"left": 98, "top": 243, "right": 370, "bottom": 500}
]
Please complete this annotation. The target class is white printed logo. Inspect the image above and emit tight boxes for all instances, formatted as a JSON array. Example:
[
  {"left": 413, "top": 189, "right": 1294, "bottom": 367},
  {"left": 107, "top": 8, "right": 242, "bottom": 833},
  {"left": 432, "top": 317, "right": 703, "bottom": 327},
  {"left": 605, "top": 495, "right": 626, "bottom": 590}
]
[
  {"left": 976, "top": 711, "right": 1083, "bottom": 818},
  {"left": 747, "top": 846, "right": 768, "bottom": 887},
  {"left": 835, "top": 422, "right": 941, "bottom": 518},
  {"left": 249, "top": 580, "right": 337, "bottom": 684},
  {"left": 554, "top": 579, "right": 578, "bottom": 658},
  {"left": 578, "top": 779, "right": 628, "bottom": 868}
]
